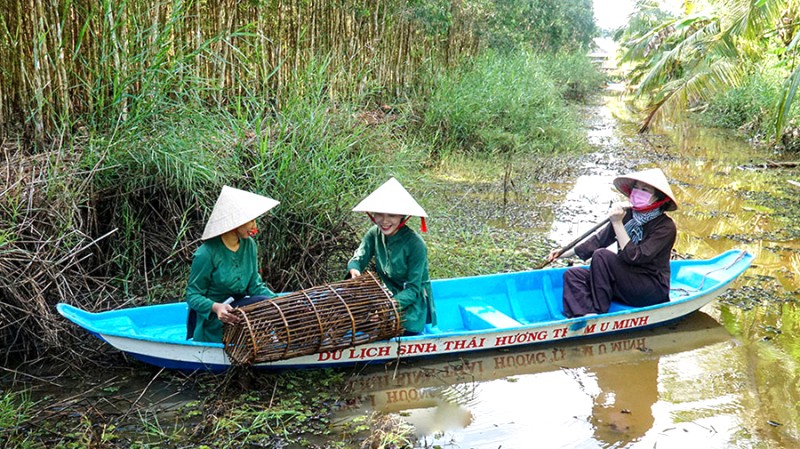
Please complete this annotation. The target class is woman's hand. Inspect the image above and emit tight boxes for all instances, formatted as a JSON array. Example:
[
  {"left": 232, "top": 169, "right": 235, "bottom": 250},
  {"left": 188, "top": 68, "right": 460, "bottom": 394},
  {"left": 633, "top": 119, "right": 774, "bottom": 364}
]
[
  {"left": 610, "top": 203, "right": 631, "bottom": 249},
  {"left": 349, "top": 268, "right": 362, "bottom": 278},
  {"left": 547, "top": 249, "right": 561, "bottom": 262},
  {"left": 609, "top": 204, "right": 627, "bottom": 224},
  {"left": 212, "top": 302, "right": 240, "bottom": 325}
]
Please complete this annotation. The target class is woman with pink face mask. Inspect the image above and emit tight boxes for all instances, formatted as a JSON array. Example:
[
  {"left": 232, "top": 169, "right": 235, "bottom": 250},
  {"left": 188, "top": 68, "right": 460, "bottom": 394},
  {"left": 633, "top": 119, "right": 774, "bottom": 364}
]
[
  {"left": 185, "top": 186, "right": 279, "bottom": 342},
  {"left": 546, "top": 168, "right": 678, "bottom": 317},
  {"left": 347, "top": 177, "right": 436, "bottom": 335}
]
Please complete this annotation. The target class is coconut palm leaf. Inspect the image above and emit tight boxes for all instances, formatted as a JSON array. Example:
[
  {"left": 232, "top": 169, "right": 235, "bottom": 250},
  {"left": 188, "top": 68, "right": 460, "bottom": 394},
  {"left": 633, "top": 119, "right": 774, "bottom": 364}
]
[
  {"left": 776, "top": 63, "right": 800, "bottom": 138},
  {"left": 726, "top": 0, "right": 785, "bottom": 40},
  {"left": 635, "top": 16, "right": 723, "bottom": 92},
  {"left": 622, "top": 20, "right": 680, "bottom": 61},
  {"left": 623, "top": 0, "right": 791, "bottom": 135},
  {"left": 639, "top": 57, "right": 743, "bottom": 131},
  {"left": 629, "top": 14, "right": 741, "bottom": 130}
]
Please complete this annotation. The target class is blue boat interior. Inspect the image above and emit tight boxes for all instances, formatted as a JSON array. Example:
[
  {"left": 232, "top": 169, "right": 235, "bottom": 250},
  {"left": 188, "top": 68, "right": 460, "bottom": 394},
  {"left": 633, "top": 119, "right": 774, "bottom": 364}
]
[
  {"left": 57, "top": 249, "right": 754, "bottom": 344},
  {"left": 428, "top": 250, "right": 754, "bottom": 334}
]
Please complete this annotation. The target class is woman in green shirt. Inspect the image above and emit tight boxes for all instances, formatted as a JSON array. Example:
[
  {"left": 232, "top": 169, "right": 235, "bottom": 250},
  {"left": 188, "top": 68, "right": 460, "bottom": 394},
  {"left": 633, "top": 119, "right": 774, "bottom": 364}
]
[
  {"left": 186, "top": 186, "right": 279, "bottom": 342},
  {"left": 347, "top": 178, "right": 436, "bottom": 335}
]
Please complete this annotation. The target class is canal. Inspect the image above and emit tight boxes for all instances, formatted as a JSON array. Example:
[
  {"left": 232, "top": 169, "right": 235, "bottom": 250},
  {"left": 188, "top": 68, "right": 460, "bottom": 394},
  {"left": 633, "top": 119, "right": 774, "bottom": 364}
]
[{"left": 337, "top": 90, "right": 800, "bottom": 448}]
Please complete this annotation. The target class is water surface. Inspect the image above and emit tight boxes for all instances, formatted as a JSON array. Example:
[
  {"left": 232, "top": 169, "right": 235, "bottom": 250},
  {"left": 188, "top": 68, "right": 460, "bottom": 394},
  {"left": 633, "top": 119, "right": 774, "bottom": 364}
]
[{"left": 340, "top": 93, "right": 800, "bottom": 448}]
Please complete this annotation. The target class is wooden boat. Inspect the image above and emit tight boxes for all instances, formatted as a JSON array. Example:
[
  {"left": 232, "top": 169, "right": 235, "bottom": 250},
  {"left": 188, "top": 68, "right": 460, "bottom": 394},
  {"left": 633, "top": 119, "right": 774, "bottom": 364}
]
[{"left": 56, "top": 249, "right": 753, "bottom": 372}]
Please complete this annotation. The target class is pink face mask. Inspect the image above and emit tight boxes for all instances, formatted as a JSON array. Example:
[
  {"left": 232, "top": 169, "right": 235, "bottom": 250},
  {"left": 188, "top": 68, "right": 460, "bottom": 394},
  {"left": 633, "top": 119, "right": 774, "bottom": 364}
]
[{"left": 629, "top": 188, "right": 653, "bottom": 209}]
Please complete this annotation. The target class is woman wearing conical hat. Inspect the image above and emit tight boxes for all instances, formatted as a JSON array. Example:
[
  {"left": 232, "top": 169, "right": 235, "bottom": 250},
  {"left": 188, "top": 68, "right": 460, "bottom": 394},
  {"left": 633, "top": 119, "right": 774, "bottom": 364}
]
[
  {"left": 547, "top": 168, "right": 678, "bottom": 317},
  {"left": 347, "top": 177, "right": 437, "bottom": 335},
  {"left": 185, "top": 186, "right": 279, "bottom": 342}
]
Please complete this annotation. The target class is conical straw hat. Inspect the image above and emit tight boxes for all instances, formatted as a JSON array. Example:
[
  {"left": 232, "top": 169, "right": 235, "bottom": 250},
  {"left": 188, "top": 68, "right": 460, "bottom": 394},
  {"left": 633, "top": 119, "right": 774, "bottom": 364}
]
[
  {"left": 201, "top": 186, "right": 280, "bottom": 240},
  {"left": 352, "top": 177, "right": 428, "bottom": 217},
  {"left": 613, "top": 168, "right": 678, "bottom": 211}
]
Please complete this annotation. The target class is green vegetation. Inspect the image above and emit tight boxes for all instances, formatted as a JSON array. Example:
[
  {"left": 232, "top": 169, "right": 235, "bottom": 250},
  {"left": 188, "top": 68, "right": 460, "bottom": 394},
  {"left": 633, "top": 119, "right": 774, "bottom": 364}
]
[
  {"left": 0, "top": 0, "right": 597, "bottom": 143},
  {"left": 616, "top": 0, "right": 800, "bottom": 143},
  {"left": 0, "top": 0, "right": 602, "bottom": 447},
  {"left": 482, "top": 0, "right": 597, "bottom": 52},
  {"left": 424, "top": 51, "right": 591, "bottom": 157},
  {"left": 540, "top": 52, "right": 609, "bottom": 102},
  {"left": 696, "top": 63, "right": 788, "bottom": 140},
  {"left": 0, "top": 390, "right": 35, "bottom": 448}
]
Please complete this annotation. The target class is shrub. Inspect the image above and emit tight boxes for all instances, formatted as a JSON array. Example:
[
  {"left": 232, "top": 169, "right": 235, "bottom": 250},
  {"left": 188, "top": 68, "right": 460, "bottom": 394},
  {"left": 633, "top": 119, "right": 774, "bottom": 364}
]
[
  {"left": 423, "top": 50, "right": 589, "bottom": 156},
  {"left": 697, "top": 66, "right": 786, "bottom": 139},
  {"left": 538, "top": 52, "right": 608, "bottom": 101}
]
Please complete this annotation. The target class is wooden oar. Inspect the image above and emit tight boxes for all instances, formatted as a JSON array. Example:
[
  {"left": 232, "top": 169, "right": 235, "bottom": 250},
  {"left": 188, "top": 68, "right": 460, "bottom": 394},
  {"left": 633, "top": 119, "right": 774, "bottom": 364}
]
[{"left": 537, "top": 217, "right": 610, "bottom": 269}]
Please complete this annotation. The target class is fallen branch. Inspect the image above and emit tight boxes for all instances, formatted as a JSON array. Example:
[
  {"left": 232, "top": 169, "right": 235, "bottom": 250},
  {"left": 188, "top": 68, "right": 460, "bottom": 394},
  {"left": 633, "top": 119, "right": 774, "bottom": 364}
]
[{"left": 743, "top": 160, "right": 800, "bottom": 169}]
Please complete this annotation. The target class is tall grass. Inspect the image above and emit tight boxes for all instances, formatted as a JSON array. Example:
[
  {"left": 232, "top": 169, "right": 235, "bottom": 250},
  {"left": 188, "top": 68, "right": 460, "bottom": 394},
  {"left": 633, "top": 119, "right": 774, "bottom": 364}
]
[
  {"left": 237, "top": 59, "right": 388, "bottom": 290},
  {"left": 538, "top": 52, "right": 608, "bottom": 101},
  {"left": 0, "top": 390, "right": 35, "bottom": 448},
  {"left": 83, "top": 57, "right": 388, "bottom": 298},
  {"left": 423, "top": 50, "right": 590, "bottom": 157}
]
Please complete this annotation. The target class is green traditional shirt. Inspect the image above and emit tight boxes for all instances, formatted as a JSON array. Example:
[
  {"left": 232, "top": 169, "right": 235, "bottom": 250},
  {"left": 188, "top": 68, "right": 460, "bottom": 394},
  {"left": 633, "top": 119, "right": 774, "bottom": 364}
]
[
  {"left": 347, "top": 225, "right": 436, "bottom": 333},
  {"left": 186, "top": 236, "right": 275, "bottom": 342}
]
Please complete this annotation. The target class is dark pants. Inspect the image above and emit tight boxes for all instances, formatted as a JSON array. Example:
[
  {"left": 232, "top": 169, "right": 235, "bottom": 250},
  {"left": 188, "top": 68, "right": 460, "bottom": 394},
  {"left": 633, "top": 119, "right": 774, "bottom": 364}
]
[{"left": 562, "top": 249, "right": 668, "bottom": 318}]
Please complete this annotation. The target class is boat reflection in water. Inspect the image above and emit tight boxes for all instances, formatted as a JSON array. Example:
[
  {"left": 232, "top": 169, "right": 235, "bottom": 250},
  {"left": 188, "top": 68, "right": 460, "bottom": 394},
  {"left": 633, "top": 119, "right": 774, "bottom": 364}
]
[
  {"left": 338, "top": 311, "right": 734, "bottom": 444},
  {"left": 589, "top": 355, "right": 658, "bottom": 444}
]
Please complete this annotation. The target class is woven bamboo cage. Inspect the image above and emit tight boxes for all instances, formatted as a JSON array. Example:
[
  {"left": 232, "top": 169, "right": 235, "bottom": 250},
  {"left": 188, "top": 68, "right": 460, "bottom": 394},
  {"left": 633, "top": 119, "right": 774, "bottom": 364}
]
[{"left": 222, "top": 272, "right": 402, "bottom": 365}]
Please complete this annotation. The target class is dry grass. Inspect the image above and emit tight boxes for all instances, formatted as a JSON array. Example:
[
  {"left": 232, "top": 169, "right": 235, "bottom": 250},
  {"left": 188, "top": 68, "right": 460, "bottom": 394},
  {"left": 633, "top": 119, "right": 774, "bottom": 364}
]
[{"left": 0, "top": 141, "right": 118, "bottom": 364}]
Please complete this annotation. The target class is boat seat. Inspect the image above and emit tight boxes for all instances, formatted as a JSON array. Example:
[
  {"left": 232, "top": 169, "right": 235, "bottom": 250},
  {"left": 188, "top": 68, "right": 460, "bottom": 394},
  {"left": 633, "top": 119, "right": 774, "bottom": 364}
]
[{"left": 459, "top": 304, "right": 522, "bottom": 331}]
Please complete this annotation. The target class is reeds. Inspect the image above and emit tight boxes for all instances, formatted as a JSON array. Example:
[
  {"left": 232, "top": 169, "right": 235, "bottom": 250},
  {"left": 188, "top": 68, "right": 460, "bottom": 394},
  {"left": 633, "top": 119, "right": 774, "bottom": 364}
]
[
  {"left": 0, "top": 142, "right": 118, "bottom": 362},
  {"left": 0, "top": 0, "right": 483, "bottom": 143},
  {"left": 423, "top": 50, "right": 590, "bottom": 155}
]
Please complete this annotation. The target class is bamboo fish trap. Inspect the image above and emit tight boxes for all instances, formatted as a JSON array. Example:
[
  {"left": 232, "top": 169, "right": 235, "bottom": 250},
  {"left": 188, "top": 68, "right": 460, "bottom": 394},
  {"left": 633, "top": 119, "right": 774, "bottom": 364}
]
[{"left": 222, "top": 272, "right": 402, "bottom": 365}]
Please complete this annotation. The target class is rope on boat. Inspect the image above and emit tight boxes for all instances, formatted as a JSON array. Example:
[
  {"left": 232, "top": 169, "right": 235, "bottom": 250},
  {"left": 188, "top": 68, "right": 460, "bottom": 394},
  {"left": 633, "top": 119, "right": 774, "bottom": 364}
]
[{"left": 222, "top": 272, "right": 403, "bottom": 365}]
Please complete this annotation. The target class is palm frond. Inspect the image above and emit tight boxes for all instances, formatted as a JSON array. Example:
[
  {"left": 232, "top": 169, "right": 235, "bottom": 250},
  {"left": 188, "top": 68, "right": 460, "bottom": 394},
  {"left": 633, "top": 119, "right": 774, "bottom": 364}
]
[
  {"left": 635, "top": 16, "right": 724, "bottom": 93},
  {"left": 775, "top": 62, "right": 800, "bottom": 141},
  {"left": 639, "top": 58, "right": 744, "bottom": 131},
  {"left": 625, "top": 0, "right": 793, "bottom": 134},
  {"left": 622, "top": 21, "right": 679, "bottom": 62},
  {"left": 725, "top": 0, "right": 787, "bottom": 40}
]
